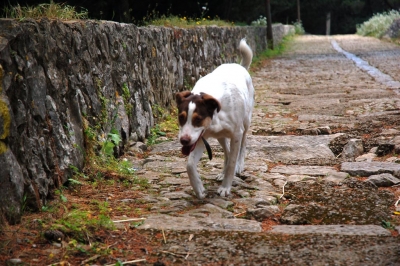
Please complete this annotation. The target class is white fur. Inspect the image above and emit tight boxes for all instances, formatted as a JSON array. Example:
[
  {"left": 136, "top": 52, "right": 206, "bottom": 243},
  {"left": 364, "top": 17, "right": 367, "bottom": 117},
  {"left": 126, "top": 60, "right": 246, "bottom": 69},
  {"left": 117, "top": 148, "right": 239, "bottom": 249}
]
[{"left": 184, "top": 39, "right": 254, "bottom": 199}]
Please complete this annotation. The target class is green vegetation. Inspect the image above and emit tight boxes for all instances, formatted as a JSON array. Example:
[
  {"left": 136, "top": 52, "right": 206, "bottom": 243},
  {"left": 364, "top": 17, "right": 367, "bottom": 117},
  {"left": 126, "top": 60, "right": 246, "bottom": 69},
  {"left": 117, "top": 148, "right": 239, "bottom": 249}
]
[
  {"left": 101, "top": 128, "right": 122, "bottom": 157},
  {"left": 148, "top": 105, "right": 179, "bottom": 146},
  {"left": 143, "top": 14, "right": 233, "bottom": 27},
  {"left": 251, "top": 16, "right": 267, "bottom": 26},
  {"left": 147, "top": 124, "right": 166, "bottom": 146},
  {"left": 37, "top": 77, "right": 151, "bottom": 247},
  {"left": 381, "top": 220, "right": 396, "bottom": 230},
  {"left": 356, "top": 10, "right": 400, "bottom": 38},
  {"left": 2, "top": 0, "right": 88, "bottom": 20},
  {"left": 293, "top": 21, "right": 305, "bottom": 35},
  {"left": 251, "top": 35, "right": 294, "bottom": 71},
  {"left": 121, "top": 83, "right": 133, "bottom": 115},
  {"left": 49, "top": 200, "right": 115, "bottom": 242},
  {"left": 139, "top": 4, "right": 233, "bottom": 27}
]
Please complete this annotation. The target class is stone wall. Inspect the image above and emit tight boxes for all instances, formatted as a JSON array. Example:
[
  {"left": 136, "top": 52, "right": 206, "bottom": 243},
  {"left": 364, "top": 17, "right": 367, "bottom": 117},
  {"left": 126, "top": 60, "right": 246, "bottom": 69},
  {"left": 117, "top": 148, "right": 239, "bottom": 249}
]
[{"left": 0, "top": 18, "right": 294, "bottom": 224}]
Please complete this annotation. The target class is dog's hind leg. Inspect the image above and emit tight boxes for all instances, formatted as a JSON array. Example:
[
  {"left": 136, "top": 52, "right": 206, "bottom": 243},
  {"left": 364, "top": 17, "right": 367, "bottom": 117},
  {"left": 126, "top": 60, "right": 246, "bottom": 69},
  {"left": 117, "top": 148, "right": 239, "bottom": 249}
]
[
  {"left": 216, "top": 138, "right": 229, "bottom": 181},
  {"left": 218, "top": 133, "right": 242, "bottom": 197},
  {"left": 187, "top": 141, "right": 207, "bottom": 199}
]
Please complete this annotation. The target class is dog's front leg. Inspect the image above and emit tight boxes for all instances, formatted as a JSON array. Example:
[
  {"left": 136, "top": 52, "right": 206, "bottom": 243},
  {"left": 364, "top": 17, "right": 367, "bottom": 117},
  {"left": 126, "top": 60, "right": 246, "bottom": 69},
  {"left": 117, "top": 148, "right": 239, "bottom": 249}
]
[
  {"left": 216, "top": 138, "right": 229, "bottom": 181},
  {"left": 218, "top": 134, "right": 242, "bottom": 197},
  {"left": 187, "top": 141, "right": 207, "bottom": 199}
]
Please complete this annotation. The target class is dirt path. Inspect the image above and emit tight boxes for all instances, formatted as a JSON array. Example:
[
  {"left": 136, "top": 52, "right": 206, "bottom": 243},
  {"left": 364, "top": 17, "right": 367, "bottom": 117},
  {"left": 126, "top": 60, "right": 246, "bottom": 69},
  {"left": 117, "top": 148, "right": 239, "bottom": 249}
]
[{"left": 2, "top": 35, "right": 400, "bottom": 265}]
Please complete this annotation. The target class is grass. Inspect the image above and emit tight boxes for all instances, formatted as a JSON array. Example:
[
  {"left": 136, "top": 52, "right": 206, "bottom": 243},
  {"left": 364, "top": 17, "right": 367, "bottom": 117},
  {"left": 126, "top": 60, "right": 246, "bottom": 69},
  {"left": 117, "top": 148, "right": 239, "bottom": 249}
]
[
  {"left": 36, "top": 153, "right": 150, "bottom": 245},
  {"left": 2, "top": 1, "right": 234, "bottom": 27},
  {"left": 2, "top": 0, "right": 88, "bottom": 20},
  {"left": 138, "top": 5, "right": 234, "bottom": 27},
  {"left": 147, "top": 105, "right": 179, "bottom": 146},
  {"left": 143, "top": 15, "right": 234, "bottom": 27},
  {"left": 356, "top": 10, "right": 400, "bottom": 38},
  {"left": 51, "top": 205, "right": 115, "bottom": 243},
  {"left": 250, "top": 35, "right": 294, "bottom": 71}
]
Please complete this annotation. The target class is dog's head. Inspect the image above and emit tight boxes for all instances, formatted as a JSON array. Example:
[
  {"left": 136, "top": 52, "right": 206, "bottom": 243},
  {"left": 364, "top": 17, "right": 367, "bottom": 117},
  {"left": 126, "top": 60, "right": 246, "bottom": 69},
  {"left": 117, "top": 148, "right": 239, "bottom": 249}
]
[{"left": 175, "top": 90, "right": 221, "bottom": 156}]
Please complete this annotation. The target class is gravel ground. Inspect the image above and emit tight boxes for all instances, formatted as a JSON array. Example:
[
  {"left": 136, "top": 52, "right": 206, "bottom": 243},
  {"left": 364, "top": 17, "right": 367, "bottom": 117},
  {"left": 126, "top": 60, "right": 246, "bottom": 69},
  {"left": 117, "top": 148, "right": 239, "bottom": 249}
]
[{"left": 143, "top": 229, "right": 400, "bottom": 265}]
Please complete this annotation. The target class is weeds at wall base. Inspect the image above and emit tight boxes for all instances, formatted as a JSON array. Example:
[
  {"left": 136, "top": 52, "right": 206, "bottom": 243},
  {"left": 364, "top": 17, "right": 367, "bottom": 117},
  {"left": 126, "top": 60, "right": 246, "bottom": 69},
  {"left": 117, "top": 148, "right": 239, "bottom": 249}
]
[{"left": 251, "top": 35, "right": 294, "bottom": 71}]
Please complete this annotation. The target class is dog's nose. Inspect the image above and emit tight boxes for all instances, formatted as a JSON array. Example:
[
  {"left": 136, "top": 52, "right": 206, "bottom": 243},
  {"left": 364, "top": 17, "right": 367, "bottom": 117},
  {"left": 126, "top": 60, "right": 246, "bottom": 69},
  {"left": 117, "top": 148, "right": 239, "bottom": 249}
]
[{"left": 180, "top": 136, "right": 191, "bottom": 146}]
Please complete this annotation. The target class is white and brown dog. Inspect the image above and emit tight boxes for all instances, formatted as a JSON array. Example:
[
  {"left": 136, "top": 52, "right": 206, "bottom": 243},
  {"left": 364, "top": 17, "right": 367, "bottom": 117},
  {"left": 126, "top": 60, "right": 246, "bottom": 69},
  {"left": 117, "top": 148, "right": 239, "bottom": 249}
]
[{"left": 175, "top": 39, "right": 254, "bottom": 199}]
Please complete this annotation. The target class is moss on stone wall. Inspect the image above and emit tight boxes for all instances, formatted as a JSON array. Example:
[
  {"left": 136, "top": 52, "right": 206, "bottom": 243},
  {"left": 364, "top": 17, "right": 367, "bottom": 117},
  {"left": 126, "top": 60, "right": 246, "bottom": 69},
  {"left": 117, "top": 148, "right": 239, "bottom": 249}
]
[
  {"left": 0, "top": 65, "right": 11, "bottom": 148},
  {"left": 0, "top": 141, "right": 7, "bottom": 154},
  {"left": 0, "top": 64, "right": 3, "bottom": 94},
  {"left": 0, "top": 105, "right": 10, "bottom": 139}
]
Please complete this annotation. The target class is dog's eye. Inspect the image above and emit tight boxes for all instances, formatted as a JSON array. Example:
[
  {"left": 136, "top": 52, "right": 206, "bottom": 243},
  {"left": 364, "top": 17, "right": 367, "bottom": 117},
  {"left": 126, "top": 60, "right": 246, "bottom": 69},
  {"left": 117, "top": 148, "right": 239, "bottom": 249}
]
[
  {"left": 193, "top": 116, "right": 202, "bottom": 125},
  {"left": 178, "top": 113, "right": 186, "bottom": 124}
]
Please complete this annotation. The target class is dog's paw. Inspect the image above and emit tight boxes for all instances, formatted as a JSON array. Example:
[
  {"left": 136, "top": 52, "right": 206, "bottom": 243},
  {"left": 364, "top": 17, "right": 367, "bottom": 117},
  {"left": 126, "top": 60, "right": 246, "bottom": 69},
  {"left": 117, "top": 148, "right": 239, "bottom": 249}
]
[
  {"left": 196, "top": 191, "right": 207, "bottom": 199},
  {"left": 217, "top": 186, "right": 231, "bottom": 197},
  {"left": 216, "top": 173, "right": 224, "bottom": 181},
  {"left": 194, "top": 187, "right": 207, "bottom": 199}
]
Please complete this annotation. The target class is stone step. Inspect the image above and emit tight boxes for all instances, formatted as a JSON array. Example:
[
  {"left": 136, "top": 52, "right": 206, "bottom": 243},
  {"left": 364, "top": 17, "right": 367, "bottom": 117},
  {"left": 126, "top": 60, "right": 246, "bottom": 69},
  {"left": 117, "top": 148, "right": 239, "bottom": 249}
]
[
  {"left": 270, "top": 224, "right": 391, "bottom": 236},
  {"left": 138, "top": 214, "right": 262, "bottom": 232}
]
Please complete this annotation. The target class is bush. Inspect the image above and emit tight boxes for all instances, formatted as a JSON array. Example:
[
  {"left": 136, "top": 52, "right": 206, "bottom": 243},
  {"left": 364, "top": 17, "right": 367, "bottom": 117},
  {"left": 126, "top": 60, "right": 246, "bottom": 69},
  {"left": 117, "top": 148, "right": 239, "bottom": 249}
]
[
  {"left": 356, "top": 10, "right": 400, "bottom": 38},
  {"left": 294, "top": 21, "right": 305, "bottom": 35},
  {"left": 251, "top": 16, "right": 267, "bottom": 26}
]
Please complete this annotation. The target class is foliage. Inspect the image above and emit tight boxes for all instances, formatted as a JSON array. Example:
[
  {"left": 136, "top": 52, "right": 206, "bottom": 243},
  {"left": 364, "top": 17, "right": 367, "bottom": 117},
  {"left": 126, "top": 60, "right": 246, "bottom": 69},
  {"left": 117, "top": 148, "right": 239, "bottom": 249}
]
[
  {"left": 293, "top": 21, "right": 305, "bottom": 35},
  {"left": 52, "top": 201, "right": 115, "bottom": 242},
  {"left": 147, "top": 124, "right": 166, "bottom": 146},
  {"left": 137, "top": 2, "right": 233, "bottom": 27},
  {"left": 69, "top": 165, "right": 88, "bottom": 182},
  {"left": 251, "top": 16, "right": 267, "bottom": 26},
  {"left": 2, "top": 0, "right": 88, "bottom": 20},
  {"left": 356, "top": 10, "right": 400, "bottom": 38},
  {"left": 251, "top": 35, "right": 294, "bottom": 71},
  {"left": 381, "top": 220, "right": 396, "bottom": 230},
  {"left": 3, "top": 0, "right": 400, "bottom": 34},
  {"left": 101, "top": 128, "right": 122, "bottom": 157},
  {"left": 121, "top": 83, "right": 133, "bottom": 115},
  {"left": 147, "top": 105, "right": 179, "bottom": 146},
  {"left": 143, "top": 14, "right": 233, "bottom": 27}
]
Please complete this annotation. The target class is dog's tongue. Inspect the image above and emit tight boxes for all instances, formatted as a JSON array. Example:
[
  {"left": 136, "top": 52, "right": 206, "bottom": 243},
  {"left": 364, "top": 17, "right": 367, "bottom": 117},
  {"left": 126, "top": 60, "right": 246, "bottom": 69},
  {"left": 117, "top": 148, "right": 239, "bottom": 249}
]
[{"left": 181, "top": 145, "right": 193, "bottom": 156}]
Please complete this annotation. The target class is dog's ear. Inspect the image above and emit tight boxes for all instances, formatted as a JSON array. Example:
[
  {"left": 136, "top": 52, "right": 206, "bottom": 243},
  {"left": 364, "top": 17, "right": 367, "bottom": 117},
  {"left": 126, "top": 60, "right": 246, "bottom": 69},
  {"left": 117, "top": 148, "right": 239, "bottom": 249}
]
[
  {"left": 201, "top": 93, "right": 221, "bottom": 115},
  {"left": 175, "top": 91, "right": 192, "bottom": 106}
]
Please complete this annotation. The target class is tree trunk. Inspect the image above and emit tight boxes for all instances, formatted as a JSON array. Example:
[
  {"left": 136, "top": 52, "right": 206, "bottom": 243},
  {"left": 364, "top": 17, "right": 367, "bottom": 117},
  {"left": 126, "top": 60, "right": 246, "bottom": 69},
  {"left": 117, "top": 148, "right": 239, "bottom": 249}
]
[
  {"left": 266, "top": 0, "right": 274, "bottom": 50},
  {"left": 297, "top": 0, "right": 301, "bottom": 23},
  {"left": 326, "top": 12, "right": 331, "bottom": 36}
]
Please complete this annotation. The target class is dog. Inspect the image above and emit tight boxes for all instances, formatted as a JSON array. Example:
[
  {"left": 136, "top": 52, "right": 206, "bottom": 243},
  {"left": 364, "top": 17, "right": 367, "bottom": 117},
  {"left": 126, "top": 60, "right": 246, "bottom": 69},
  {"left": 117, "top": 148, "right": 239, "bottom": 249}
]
[{"left": 175, "top": 38, "right": 254, "bottom": 199}]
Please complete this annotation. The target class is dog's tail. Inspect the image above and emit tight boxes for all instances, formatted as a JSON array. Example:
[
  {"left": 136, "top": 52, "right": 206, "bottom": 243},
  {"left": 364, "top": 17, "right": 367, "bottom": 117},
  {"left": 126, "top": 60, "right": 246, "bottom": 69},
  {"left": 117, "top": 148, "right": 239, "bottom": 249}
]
[{"left": 239, "top": 38, "right": 253, "bottom": 70}]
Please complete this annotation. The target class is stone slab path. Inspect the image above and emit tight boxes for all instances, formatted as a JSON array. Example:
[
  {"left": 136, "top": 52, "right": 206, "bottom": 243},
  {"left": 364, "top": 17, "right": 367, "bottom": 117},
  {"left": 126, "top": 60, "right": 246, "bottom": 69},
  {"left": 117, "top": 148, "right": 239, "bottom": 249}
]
[{"left": 128, "top": 35, "right": 400, "bottom": 264}]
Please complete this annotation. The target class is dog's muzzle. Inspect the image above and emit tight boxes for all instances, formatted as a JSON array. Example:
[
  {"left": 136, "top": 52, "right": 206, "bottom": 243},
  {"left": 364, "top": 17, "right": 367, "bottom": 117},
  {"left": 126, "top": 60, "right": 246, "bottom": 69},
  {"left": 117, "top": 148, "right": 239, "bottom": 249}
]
[
  {"left": 180, "top": 133, "right": 201, "bottom": 156},
  {"left": 180, "top": 132, "right": 212, "bottom": 160}
]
